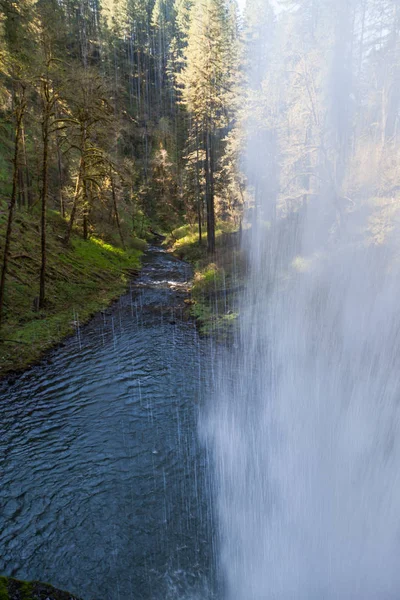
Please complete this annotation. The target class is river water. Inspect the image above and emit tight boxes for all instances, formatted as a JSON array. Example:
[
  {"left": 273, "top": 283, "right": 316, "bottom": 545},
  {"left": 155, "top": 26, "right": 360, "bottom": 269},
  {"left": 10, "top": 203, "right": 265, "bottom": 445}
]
[{"left": 0, "top": 249, "right": 216, "bottom": 600}]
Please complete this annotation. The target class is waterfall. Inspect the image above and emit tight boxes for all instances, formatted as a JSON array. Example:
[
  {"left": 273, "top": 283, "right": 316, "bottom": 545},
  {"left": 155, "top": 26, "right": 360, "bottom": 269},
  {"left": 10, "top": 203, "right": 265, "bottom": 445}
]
[
  {"left": 204, "top": 3, "right": 400, "bottom": 598},
  {"left": 206, "top": 226, "right": 400, "bottom": 597}
]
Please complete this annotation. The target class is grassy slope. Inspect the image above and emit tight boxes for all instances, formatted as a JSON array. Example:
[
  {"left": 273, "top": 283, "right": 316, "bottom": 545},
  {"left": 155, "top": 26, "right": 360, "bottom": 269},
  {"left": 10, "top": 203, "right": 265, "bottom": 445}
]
[
  {"left": 166, "top": 223, "right": 245, "bottom": 340},
  {"left": 0, "top": 208, "right": 144, "bottom": 376}
]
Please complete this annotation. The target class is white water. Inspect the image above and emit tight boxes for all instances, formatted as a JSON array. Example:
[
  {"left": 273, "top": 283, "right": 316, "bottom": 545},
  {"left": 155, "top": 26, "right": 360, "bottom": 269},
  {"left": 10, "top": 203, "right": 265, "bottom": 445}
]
[
  {"left": 207, "top": 209, "right": 400, "bottom": 598},
  {"left": 202, "top": 1, "right": 400, "bottom": 594},
  {"left": 206, "top": 203, "right": 400, "bottom": 599}
]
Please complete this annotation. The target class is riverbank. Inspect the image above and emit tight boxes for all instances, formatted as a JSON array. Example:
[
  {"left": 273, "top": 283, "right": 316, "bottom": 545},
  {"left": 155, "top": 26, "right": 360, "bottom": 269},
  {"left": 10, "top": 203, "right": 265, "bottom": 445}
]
[
  {"left": 166, "top": 223, "right": 246, "bottom": 340},
  {"left": 0, "top": 576, "right": 82, "bottom": 600},
  {"left": 0, "top": 210, "right": 145, "bottom": 377}
]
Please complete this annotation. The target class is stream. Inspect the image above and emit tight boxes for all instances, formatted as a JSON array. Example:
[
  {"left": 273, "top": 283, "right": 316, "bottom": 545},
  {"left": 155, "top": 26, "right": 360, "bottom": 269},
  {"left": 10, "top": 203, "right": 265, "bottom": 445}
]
[{"left": 0, "top": 249, "right": 216, "bottom": 600}]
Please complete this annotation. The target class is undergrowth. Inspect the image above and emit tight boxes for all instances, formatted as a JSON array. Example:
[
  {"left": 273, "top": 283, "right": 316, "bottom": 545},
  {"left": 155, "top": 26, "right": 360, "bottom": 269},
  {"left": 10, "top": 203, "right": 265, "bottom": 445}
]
[
  {"left": 0, "top": 207, "right": 144, "bottom": 376},
  {"left": 165, "top": 221, "right": 238, "bottom": 263},
  {"left": 167, "top": 221, "right": 245, "bottom": 340},
  {"left": 0, "top": 576, "right": 82, "bottom": 600}
]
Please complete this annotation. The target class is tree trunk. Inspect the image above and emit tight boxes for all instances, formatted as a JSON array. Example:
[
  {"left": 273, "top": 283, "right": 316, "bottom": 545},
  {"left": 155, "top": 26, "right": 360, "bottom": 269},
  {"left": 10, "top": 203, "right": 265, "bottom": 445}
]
[
  {"left": 358, "top": 0, "right": 366, "bottom": 78},
  {"left": 65, "top": 156, "right": 83, "bottom": 244},
  {"left": 21, "top": 122, "right": 32, "bottom": 207},
  {"left": 0, "top": 88, "right": 25, "bottom": 328},
  {"left": 83, "top": 212, "right": 88, "bottom": 240},
  {"left": 57, "top": 139, "right": 65, "bottom": 218},
  {"left": 82, "top": 177, "right": 89, "bottom": 240},
  {"left": 18, "top": 167, "right": 24, "bottom": 207},
  {"left": 55, "top": 102, "right": 65, "bottom": 217},
  {"left": 205, "top": 125, "right": 215, "bottom": 254},
  {"left": 383, "top": 4, "right": 400, "bottom": 143},
  {"left": 196, "top": 123, "right": 202, "bottom": 245},
  {"left": 111, "top": 173, "right": 126, "bottom": 250},
  {"left": 39, "top": 100, "right": 50, "bottom": 309}
]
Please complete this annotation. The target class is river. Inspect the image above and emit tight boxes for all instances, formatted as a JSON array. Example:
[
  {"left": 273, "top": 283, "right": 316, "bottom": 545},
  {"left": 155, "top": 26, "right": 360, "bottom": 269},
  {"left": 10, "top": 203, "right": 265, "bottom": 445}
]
[{"left": 0, "top": 248, "right": 217, "bottom": 600}]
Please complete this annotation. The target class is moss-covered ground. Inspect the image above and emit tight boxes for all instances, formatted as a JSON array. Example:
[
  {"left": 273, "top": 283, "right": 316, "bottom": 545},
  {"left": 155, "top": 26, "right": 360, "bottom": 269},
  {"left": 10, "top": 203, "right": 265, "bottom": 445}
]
[
  {"left": 166, "top": 222, "right": 246, "bottom": 340},
  {"left": 0, "top": 575, "right": 82, "bottom": 600},
  {"left": 0, "top": 577, "right": 8, "bottom": 600},
  {"left": 0, "top": 207, "right": 145, "bottom": 377}
]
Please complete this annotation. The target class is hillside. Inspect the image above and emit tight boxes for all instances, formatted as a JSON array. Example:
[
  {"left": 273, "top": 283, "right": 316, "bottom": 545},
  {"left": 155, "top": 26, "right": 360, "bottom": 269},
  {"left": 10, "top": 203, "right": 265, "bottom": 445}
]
[{"left": 0, "top": 207, "right": 144, "bottom": 376}]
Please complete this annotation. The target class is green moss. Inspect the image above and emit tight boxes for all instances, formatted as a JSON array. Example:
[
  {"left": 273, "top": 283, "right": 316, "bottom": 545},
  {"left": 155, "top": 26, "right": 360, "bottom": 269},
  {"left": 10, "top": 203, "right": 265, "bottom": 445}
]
[
  {"left": 19, "top": 581, "right": 33, "bottom": 600},
  {"left": 166, "top": 221, "right": 243, "bottom": 340},
  {"left": 0, "top": 576, "right": 9, "bottom": 600},
  {"left": 170, "top": 224, "right": 198, "bottom": 241},
  {"left": 165, "top": 221, "right": 238, "bottom": 264},
  {"left": 191, "top": 269, "right": 240, "bottom": 339},
  {"left": 0, "top": 207, "right": 144, "bottom": 376},
  {"left": 192, "top": 302, "right": 239, "bottom": 339},
  {"left": 0, "top": 577, "right": 83, "bottom": 600},
  {"left": 192, "top": 263, "right": 224, "bottom": 294}
]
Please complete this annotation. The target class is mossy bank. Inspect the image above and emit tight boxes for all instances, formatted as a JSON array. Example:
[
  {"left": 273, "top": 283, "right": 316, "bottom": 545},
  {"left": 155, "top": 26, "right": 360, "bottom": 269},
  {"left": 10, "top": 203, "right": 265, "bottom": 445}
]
[
  {"left": 0, "top": 208, "right": 145, "bottom": 377},
  {"left": 166, "top": 223, "right": 246, "bottom": 341},
  {"left": 0, "top": 576, "right": 82, "bottom": 600}
]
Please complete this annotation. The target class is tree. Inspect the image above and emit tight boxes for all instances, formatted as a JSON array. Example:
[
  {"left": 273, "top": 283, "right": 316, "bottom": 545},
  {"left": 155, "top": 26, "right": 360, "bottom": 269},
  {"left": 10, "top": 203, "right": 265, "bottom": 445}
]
[
  {"left": 0, "top": 0, "right": 34, "bottom": 327},
  {"left": 36, "top": 0, "right": 67, "bottom": 308},
  {"left": 179, "top": 0, "right": 238, "bottom": 252},
  {"left": 63, "top": 68, "right": 113, "bottom": 243},
  {"left": 0, "top": 83, "right": 26, "bottom": 327}
]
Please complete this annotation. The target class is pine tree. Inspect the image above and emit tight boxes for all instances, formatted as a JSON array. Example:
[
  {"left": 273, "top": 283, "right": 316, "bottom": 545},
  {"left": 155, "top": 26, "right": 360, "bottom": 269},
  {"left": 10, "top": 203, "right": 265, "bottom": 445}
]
[{"left": 180, "top": 0, "right": 237, "bottom": 252}]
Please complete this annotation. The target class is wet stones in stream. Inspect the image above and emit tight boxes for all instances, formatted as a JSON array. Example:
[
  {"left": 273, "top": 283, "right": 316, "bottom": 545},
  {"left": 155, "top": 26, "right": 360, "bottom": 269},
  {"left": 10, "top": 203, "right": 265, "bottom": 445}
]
[{"left": 133, "top": 250, "right": 193, "bottom": 322}]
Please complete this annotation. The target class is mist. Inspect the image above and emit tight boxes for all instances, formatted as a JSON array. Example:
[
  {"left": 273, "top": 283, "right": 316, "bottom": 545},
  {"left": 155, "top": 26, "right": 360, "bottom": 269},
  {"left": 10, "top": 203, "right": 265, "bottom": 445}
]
[{"left": 205, "top": 0, "right": 400, "bottom": 598}]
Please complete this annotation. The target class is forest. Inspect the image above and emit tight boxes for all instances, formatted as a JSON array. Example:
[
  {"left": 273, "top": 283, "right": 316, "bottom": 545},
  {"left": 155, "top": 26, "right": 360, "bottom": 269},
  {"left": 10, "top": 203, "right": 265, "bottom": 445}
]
[
  {"left": 1, "top": 0, "right": 399, "bottom": 356},
  {"left": 1, "top": 0, "right": 400, "bottom": 598},
  {"left": 0, "top": 0, "right": 399, "bottom": 349}
]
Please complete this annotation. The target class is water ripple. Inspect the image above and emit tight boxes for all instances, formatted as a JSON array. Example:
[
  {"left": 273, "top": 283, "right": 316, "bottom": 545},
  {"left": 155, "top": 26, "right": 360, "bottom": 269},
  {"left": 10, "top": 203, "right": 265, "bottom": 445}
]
[{"left": 0, "top": 250, "right": 215, "bottom": 600}]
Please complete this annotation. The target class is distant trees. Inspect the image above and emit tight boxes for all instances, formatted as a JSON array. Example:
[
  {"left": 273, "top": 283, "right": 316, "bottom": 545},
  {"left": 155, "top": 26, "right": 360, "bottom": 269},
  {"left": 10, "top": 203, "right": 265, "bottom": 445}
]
[
  {"left": 179, "top": 0, "right": 239, "bottom": 252},
  {"left": 0, "top": 0, "right": 397, "bottom": 327},
  {"left": 238, "top": 0, "right": 400, "bottom": 247},
  {"left": 0, "top": 0, "right": 245, "bottom": 327},
  {"left": 63, "top": 68, "right": 114, "bottom": 243}
]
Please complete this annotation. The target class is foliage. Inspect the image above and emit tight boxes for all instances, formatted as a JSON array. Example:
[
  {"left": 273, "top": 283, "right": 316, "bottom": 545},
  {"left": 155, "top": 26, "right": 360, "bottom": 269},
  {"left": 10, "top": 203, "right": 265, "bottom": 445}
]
[
  {"left": 0, "top": 0, "right": 242, "bottom": 330},
  {"left": 0, "top": 207, "right": 142, "bottom": 375},
  {"left": 178, "top": 0, "right": 241, "bottom": 252},
  {"left": 238, "top": 0, "right": 400, "bottom": 246},
  {"left": 167, "top": 220, "right": 243, "bottom": 339},
  {"left": 168, "top": 221, "right": 238, "bottom": 261},
  {"left": 3, "top": 0, "right": 397, "bottom": 346}
]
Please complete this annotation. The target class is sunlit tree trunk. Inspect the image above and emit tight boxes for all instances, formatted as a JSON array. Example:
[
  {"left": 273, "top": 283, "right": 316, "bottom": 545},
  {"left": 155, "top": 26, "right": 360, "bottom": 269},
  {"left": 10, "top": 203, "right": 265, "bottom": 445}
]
[
  {"left": 82, "top": 176, "right": 89, "bottom": 240},
  {"left": 111, "top": 172, "right": 126, "bottom": 249},
  {"left": 195, "top": 122, "right": 202, "bottom": 245},
  {"left": 65, "top": 153, "right": 84, "bottom": 244},
  {"left": 205, "top": 123, "right": 215, "bottom": 254}
]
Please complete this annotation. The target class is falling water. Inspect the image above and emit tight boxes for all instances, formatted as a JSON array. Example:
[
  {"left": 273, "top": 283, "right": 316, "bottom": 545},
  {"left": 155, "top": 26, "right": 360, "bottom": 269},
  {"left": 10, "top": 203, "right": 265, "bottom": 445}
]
[
  {"left": 206, "top": 167, "right": 400, "bottom": 597},
  {"left": 207, "top": 217, "right": 400, "bottom": 598},
  {"left": 205, "top": 10, "right": 400, "bottom": 600}
]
